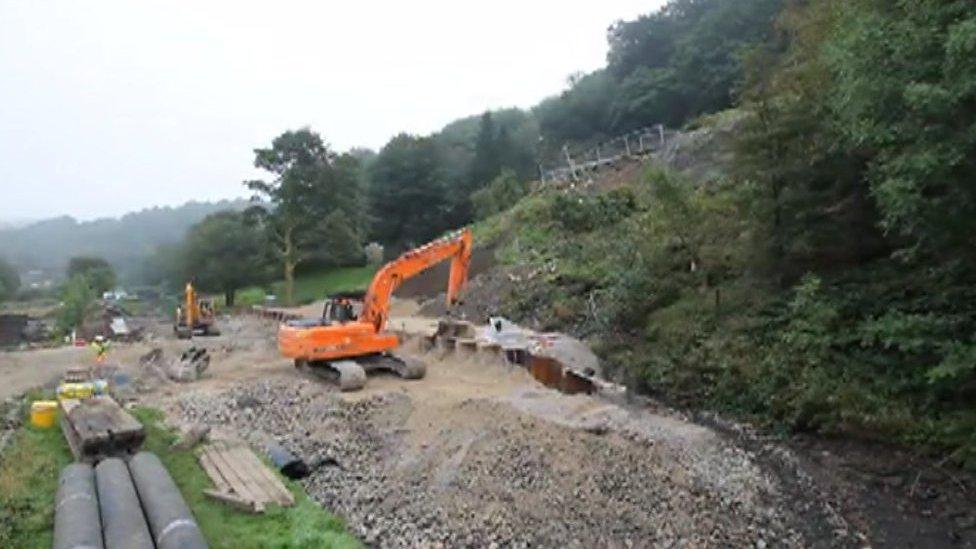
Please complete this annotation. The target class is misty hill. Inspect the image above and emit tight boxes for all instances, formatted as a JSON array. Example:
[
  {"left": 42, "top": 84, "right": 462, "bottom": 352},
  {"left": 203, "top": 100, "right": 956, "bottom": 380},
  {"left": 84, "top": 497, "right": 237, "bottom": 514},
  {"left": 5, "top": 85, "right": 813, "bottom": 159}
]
[{"left": 0, "top": 199, "right": 249, "bottom": 281}]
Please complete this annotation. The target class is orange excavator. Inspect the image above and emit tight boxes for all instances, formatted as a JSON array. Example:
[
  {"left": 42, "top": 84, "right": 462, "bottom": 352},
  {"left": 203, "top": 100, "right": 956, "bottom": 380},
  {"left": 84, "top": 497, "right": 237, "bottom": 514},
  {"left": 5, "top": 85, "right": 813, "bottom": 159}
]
[{"left": 278, "top": 228, "right": 473, "bottom": 390}]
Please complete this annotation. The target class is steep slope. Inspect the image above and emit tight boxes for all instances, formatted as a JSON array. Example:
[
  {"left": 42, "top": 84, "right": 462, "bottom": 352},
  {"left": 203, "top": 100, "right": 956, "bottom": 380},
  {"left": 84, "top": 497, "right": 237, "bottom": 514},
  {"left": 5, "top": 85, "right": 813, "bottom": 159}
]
[{"left": 434, "top": 111, "right": 976, "bottom": 471}]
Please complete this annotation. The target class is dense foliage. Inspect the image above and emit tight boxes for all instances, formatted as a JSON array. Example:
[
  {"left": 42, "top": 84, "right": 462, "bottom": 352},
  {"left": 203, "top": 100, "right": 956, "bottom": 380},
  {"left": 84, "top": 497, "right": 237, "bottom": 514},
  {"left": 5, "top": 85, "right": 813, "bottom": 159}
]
[
  {"left": 535, "top": 0, "right": 783, "bottom": 150},
  {"left": 367, "top": 134, "right": 451, "bottom": 251},
  {"left": 0, "top": 258, "right": 20, "bottom": 301},
  {"left": 56, "top": 274, "right": 96, "bottom": 334},
  {"left": 66, "top": 256, "right": 116, "bottom": 295},
  {"left": 730, "top": 0, "right": 976, "bottom": 464},
  {"left": 176, "top": 211, "right": 273, "bottom": 306}
]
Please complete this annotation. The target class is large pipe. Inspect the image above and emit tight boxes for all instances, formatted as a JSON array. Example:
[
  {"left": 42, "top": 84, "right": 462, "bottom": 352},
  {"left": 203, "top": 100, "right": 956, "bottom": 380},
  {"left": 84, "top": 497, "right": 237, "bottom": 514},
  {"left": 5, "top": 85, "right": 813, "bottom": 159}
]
[
  {"left": 53, "top": 463, "right": 103, "bottom": 549},
  {"left": 95, "top": 458, "right": 154, "bottom": 549},
  {"left": 128, "top": 452, "right": 208, "bottom": 549},
  {"left": 266, "top": 441, "right": 309, "bottom": 479}
]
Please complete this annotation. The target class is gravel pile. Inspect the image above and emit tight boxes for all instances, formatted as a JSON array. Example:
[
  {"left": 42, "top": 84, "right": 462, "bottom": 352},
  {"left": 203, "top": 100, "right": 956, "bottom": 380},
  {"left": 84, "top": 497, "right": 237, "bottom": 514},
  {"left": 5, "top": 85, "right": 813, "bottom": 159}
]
[{"left": 176, "top": 379, "right": 838, "bottom": 548}]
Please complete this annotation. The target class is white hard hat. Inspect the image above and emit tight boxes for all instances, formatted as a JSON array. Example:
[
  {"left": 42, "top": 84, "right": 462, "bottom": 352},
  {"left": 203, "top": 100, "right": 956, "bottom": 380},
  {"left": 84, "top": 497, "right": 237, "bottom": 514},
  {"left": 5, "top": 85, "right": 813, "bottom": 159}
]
[{"left": 94, "top": 335, "right": 105, "bottom": 342}]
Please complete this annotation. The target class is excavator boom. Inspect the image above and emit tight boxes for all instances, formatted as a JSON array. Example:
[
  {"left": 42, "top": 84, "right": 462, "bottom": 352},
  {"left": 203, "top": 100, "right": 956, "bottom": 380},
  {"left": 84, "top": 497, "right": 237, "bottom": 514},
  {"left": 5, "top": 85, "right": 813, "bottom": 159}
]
[{"left": 360, "top": 228, "right": 472, "bottom": 332}]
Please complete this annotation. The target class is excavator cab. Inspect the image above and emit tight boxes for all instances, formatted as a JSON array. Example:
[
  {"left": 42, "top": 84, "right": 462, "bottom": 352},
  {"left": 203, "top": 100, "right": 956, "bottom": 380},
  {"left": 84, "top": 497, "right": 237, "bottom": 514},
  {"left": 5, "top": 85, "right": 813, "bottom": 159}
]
[{"left": 321, "top": 292, "right": 364, "bottom": 324}]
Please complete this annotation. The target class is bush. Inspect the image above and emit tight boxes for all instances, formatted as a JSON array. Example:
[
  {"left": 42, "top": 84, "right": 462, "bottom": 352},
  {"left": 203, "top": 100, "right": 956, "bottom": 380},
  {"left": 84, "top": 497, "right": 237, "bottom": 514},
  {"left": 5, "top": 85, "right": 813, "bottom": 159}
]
[
  {"left": 471, "top": 170, "right": 529, "bottom": 220},
  {"left": 550, "top": 188, "right": 637, "bottom": 232},
  {"left": 56, "top": 275, "right": 96, "bottom": 335},
  {"left": 0, "top": 258, "right": 20, "bottom": 302}
]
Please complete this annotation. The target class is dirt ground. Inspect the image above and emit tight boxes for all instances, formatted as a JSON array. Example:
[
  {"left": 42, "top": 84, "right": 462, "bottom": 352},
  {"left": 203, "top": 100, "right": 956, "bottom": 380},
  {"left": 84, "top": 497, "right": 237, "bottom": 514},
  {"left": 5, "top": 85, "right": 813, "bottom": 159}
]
[{"left": 2, "top": 308, "right": 974, "bottom": 547}]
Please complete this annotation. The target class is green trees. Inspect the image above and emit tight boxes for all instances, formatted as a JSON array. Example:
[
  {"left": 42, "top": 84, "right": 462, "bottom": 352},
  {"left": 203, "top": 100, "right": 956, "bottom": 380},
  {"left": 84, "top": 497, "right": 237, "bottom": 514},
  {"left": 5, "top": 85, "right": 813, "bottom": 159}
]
[
  {"left": 66, "top": 256, "right": 116, "bottom": 295},
  {"left": 824, "top": 0, "right": 976, "bottom": 257},
  {"left": 245, "top": 129, "right": 365, "bottom": 305},
  {"left": 737, "top": 0, "right": 976, "bottom": 267},
  {"left": 535, "top": 71, "right": 617, "bottom": 143},
  {"left": 535, "top": 0, "right": 784, "bottom": 145},
  {"left": 0, "top": 258, "right": 19, "bottom": 301},
  {"left": 470, "top": 170, "right": 529, "bottom": 220},
  {"left": 57, "top": 275, "right": 96, "bottom": 334},
  {"left": 367, "top": 134, "right": 450, "bottom": 252},
  {"left": 178, "top": 211, "right": 273, "bottom": 306},
  {"left": 722, "top": 0, "right": 976, "bottom": 465},
  {"left": 459, "top": 112, "right": 539, "bottom": 221}
]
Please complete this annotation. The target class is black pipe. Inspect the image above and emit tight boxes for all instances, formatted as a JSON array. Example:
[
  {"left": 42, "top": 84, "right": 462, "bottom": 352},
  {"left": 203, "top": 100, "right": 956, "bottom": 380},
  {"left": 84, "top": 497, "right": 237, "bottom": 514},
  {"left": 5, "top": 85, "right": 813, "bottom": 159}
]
[
  {"left": 266, "top": 441, "right": 309, "bottom": 479},
  {"left": 128, "top": 452, "right": 208, "bottom": 549},
  {"left": 95, "top": 458, "right": 154, "bottom": 549},
  {"left": 53, "top": 463, "right": 104, "bottom": 549}
]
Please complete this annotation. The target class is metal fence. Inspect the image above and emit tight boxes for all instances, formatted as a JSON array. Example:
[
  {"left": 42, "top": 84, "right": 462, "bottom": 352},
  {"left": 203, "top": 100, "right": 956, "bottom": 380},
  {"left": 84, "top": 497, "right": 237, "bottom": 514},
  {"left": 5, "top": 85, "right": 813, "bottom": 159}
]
[{"left": 539, "top": 124, "right": 673, "bottom": 184}]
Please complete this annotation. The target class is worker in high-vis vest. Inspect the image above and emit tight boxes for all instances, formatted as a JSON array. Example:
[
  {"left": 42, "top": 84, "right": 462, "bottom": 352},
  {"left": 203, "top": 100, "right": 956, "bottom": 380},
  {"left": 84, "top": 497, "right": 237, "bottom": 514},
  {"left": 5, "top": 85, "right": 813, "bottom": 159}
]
[{"left": 91, "top": 335, "right": 110, "bottom": 364}]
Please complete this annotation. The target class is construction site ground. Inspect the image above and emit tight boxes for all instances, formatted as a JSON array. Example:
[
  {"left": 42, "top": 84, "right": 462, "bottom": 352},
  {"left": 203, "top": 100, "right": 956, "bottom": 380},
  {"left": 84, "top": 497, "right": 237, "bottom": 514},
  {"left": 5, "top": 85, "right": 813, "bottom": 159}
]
[{"left": 1, "top": 302, "right": 974, "bottom": 548}]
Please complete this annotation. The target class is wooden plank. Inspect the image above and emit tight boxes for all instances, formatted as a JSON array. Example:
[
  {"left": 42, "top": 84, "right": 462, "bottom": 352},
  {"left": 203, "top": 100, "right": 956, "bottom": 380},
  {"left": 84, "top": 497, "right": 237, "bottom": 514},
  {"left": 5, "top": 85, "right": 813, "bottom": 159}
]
[
  {"left": 226, "top": 446, "right": 272, "bottom": 505},
  {"left": 232, "top": 446, "right": 294, "bottom": 507},
  {"left": 199, "top": 449, "right": 232, "bottom": 493},
  {"left": 59, "top": 413, "right": 84, "bottom": 461},
  {"left": 199, "top": 441, "right": 295, "bottom": 511},
  {"left": 206, "top": 443, "right": 265, "bottom": 512},
  {"left": 209, "top": 444, "right": 261, "bottom": 507},
  {"left": 203, "top": 489, "right": 258, "bottom": 513},
  {"left": 247, "top": 453, "right": 295, "bottom": 506},
  {"left": 225, "top": 446, "right": 274, "bottom": 507}
]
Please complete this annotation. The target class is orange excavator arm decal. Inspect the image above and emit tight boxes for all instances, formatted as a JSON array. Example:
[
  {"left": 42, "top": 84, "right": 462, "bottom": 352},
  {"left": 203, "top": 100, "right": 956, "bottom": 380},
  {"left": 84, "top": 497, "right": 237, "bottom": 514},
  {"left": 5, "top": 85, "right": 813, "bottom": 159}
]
[{"left": 360, "top": 228, "right": 472, "bottom": 332}]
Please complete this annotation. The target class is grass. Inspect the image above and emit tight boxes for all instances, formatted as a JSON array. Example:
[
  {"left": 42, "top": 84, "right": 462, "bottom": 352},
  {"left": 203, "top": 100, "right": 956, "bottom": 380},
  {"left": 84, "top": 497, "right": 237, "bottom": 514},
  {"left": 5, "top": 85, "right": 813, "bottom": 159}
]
[
  {"left": 0, "top": 400, "right": 360, "bottom": 548},
  {"left": 236, "top": 266, "right": 378, "bottom": 307},
  {"left": 0, "top": 395, "right": 73, "bottom": 548}
]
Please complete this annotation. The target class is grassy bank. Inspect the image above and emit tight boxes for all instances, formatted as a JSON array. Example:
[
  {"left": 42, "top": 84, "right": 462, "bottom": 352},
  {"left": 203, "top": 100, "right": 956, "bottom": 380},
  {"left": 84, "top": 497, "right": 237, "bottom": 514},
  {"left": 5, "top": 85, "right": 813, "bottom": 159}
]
[
  {"left": 237, "top": 265, "right": 377, "bottom": 307},
  {"left": 0, "top": 401, "right": 359, "bottom": 548}
]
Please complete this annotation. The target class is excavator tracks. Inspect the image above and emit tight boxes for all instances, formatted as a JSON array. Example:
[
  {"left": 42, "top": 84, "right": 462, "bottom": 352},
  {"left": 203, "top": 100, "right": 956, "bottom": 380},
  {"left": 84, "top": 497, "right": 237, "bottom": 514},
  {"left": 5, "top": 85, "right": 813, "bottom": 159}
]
[{"left": 301, "top": 354, "right": 426, "bottom": 391}]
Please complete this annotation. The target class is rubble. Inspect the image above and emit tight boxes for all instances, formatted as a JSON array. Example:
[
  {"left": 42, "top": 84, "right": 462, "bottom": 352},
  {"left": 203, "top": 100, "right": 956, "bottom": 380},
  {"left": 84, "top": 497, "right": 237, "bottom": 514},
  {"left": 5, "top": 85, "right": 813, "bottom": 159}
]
[{"left": 175, "top": 378, "right": 837, "bottom": 548}]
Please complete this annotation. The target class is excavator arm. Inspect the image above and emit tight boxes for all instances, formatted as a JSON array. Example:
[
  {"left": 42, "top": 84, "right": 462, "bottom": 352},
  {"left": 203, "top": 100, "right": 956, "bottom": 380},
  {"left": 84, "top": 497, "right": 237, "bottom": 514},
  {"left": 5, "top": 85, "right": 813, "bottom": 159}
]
[{"left": 360, "top": 228, "right": 472, "bottom": 332}]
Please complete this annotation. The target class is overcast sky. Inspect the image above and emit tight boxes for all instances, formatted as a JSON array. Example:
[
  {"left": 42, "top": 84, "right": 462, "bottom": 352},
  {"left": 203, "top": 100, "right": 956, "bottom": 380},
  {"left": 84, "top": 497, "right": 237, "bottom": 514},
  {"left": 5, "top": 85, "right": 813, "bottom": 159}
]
[{"left": 0, "top": 0, "right": 661, "bottom": 222}]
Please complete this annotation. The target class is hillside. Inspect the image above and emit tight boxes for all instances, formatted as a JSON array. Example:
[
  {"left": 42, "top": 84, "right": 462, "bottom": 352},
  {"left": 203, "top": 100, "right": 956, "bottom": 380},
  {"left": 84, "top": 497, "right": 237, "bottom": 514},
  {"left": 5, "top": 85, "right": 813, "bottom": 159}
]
[
  {"left": 0, "top": 199, "right": 249, "bottom": 281},
  {"left": 454, "top": 112, "right": 976, "bottom": 472}
]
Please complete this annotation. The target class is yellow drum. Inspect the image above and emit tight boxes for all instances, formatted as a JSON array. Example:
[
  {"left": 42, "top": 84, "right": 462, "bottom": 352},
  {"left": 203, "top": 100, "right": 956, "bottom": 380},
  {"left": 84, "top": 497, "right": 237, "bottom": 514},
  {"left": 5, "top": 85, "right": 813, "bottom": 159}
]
[{"left": 30, "top": 401, "right": 58, "bottom": 429}]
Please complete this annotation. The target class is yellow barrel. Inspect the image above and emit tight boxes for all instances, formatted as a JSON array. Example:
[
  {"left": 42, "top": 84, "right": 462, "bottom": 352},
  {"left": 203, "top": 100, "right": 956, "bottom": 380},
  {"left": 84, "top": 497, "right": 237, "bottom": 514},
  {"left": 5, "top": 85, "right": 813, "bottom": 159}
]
[{"left": 30, "top": 401, "right": 58, "bottom": 429}]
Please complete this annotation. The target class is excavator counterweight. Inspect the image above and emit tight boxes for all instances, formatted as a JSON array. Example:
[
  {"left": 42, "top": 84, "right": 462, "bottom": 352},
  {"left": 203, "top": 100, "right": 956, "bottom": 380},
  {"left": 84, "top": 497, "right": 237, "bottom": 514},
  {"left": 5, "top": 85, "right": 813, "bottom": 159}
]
[{"left": 277, "top": 228, "right": 473, "bottom": 390}]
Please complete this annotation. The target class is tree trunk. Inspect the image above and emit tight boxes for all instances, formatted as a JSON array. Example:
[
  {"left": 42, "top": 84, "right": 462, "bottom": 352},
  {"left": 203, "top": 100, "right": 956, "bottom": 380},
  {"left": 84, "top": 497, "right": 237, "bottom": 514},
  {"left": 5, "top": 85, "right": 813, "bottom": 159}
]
[
  {"left": 283, "top": 226, "right": 296, "bottom": 306},
  {"left": 284, "top": 260, "right": 295, "bottom": 306},
  {"left": 225, "top": 289, "right": 235, "bottom": 307}
]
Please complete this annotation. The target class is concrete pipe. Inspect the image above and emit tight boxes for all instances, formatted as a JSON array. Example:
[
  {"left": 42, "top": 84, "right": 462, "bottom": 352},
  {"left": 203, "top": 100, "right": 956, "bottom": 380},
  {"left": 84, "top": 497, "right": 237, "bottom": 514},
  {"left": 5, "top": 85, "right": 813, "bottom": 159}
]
[
  {"left": 95, "top": 458, "right": 154, "bottom": 549},
  {"left": 128, "top": 452, "right": 207, "bottom": 549},
  {"left": 53, "top": 463, "right": 103, "bottom": 549}
]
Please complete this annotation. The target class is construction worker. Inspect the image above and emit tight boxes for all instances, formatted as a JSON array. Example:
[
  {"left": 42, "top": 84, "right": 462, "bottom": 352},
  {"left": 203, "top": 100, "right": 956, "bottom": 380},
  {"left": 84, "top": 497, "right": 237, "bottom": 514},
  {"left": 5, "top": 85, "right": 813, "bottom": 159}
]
[{"left": 91, "top": 335, "right": 110, "bottom": 364}]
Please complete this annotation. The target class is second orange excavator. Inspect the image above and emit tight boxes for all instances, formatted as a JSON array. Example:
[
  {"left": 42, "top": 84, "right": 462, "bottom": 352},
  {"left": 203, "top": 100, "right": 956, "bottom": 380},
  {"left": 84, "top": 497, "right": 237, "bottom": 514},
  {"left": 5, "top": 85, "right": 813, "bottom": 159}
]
[{"left": 278, "top": 228, "right": 473, "bottom": 390}]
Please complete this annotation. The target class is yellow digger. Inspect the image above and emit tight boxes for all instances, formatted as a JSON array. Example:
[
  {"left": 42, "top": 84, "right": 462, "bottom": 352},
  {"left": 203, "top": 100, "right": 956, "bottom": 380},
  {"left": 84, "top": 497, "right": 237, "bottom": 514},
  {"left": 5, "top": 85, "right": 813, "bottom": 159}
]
[{"left": 174, "top": 282, "right": 220, "bottom": 339}]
